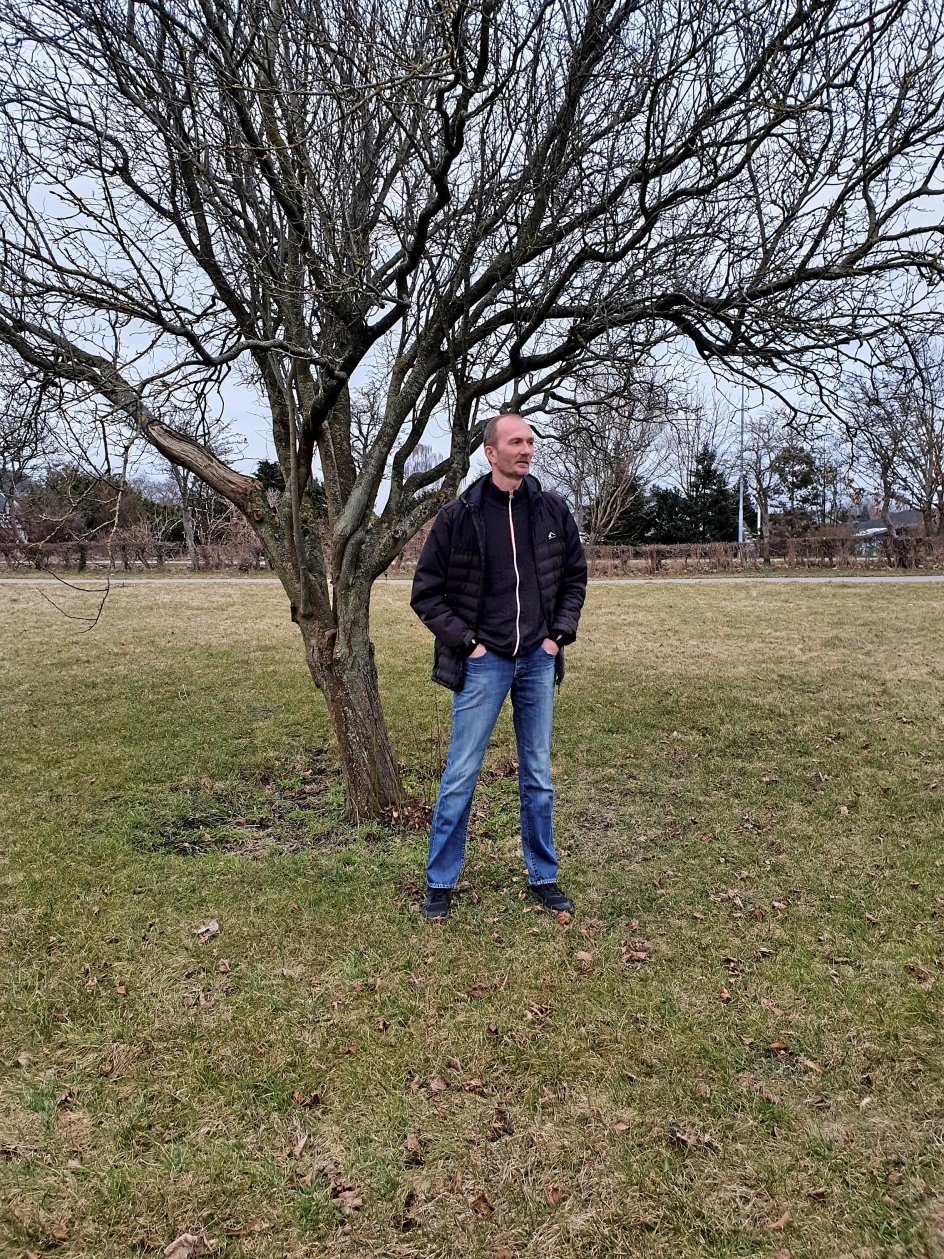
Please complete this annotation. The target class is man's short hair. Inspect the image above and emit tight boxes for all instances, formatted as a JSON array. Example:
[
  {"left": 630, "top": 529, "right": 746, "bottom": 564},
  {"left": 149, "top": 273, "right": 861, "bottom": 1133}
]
[{"left": 483, "top": 412, "right": 522, "bottom": 448}]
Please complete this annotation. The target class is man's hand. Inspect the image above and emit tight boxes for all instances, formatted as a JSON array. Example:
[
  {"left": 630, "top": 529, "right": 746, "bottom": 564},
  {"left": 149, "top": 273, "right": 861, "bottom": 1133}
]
[
  {"left": 541, "top": 637, "right": 559, "bottom": 656},
  {"left": 469, "top": 643, "right": 487, "bottom": 658}
]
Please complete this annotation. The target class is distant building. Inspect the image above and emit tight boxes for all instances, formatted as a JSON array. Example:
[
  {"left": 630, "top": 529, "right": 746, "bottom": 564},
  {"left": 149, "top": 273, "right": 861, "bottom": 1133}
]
[{"left": 850, "top": 509, "right": 924, "bottom": 538}]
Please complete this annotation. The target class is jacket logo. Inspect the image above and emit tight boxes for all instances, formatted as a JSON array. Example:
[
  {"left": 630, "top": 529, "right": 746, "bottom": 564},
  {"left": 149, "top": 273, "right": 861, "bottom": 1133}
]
[{"left": 548, "top": 531, "right": 557, "bottom": 539}]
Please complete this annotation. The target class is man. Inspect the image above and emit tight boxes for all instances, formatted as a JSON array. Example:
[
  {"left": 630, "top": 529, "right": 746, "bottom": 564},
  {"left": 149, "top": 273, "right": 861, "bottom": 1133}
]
[{"left": 410, "top": 413, "right": 587, "bottom": 920}]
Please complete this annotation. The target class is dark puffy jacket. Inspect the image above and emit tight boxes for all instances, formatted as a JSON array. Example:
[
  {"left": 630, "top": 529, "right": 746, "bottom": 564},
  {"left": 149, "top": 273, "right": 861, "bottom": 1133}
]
[{"left": 410, "top": 474, "right": 588, "bottom": 691}]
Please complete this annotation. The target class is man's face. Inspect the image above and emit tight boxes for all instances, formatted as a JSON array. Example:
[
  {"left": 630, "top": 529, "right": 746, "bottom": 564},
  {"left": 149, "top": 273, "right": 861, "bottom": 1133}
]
[{"left": 485, "top": 415, "right": 535, "bottom": 480}]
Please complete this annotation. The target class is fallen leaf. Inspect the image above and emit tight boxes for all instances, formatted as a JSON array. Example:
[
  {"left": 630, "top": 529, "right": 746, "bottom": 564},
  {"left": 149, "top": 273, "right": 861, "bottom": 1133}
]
[
  {"left": 15, "top": 1050, "right": 31, "bottom": 1070},
  {"left": 767, "top": 1209, "right": 791, "bottom": 1230},
  {"left": 409, "top": 1075, "right": 423, "bottom": 1093},
  {"left": 621, "top": 938, "right": 651, "bottom": 964},
  {"left": 574, "top": 950, "right": 594, "bottom": 966},
  {"left": 375, "top": 1018, "right": 390, "bottom": 1032},
  {"left": 223, "top": 1221, "right": 269, "bottom": 1237},
  {"left": 339, "top": 1042, "right": 358, "bottom": 1056},
  {"left": 395, "top": 1187, "right": 419, "bottom": 1230},
  {"left": 546, "top": 1185, "right": 564, "bottom": 1206},
  {"left": 463, "top": 1079, "right": 486, "bottom": 1094},
  {"left": 490, "top": 1108, "right": 514, "bottom": 1137},
  {"left": 907, "top": 963, "right": 935, "bottom": 992},
  {"left": 216, "top": 959, "right": 231, "bottom": 973},
  {"left": 334, "top": 1189, "right": 364, "bottom": 1215},
  {"left": 49, "top": 1223, "right": 69, "bottom": 1241},
  {"left": 718, "top": 988, "right": 731, "bottom": 1003},
  {"left": 405, "top": 1132, "right": 423, "bottom": 1165},
  {"left": 292, "top": 1090, "right": 322, "bottom": 1109},
  {"left": 429, "top": 1076, "right": 447, "bottom": 1094},
  {"left": 554, "top": 910, "right": 573, "bottom": 926},
  {"left": 163, "top": 1232, "right": 216, "bottom": 1258},
  {"left": 193, "top": 920, "right": 220, "bottom": 943},
  {"left": 445, "top": 1056, "right": 462, "bottom": 1071},
  {"left": 289, "top": 1134, "right": 309, "bottom": 1159},
  {"left": 471, "top": 1191, "right": 494, "bottom": 1218}
]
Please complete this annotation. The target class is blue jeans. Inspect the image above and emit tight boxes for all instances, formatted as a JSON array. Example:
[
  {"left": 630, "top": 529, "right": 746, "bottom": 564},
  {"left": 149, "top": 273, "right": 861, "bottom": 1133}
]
[{"left": 426, "top": 645, "right": 558, "bottom": 888}]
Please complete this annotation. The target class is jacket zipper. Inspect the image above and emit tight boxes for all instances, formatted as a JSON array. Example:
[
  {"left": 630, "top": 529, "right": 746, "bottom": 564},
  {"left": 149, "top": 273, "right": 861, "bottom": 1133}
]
[{"left": 508, "top": 491, "right": 521, "bottom": 655}]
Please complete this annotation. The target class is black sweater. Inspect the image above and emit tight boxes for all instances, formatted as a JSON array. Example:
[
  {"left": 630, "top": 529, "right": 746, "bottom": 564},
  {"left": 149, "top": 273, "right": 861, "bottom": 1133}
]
[{"left": 477, "top": 477, "right": 548, "bottom": 656}]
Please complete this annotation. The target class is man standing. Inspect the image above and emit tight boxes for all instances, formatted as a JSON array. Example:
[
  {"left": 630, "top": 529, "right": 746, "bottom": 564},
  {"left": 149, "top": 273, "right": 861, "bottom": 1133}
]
[{"left": 410, "top": 414, "right": 587, "bottom": 920}]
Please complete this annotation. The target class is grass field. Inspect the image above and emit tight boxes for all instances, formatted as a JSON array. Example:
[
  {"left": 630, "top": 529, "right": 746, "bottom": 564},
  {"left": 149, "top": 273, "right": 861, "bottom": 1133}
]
[{"left": 1, "top": 579, "right": 943, "bottom": 1259}]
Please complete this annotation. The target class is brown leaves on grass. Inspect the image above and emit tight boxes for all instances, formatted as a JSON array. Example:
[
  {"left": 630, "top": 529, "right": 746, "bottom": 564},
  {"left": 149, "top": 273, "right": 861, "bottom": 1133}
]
[
  {"left": 621, "top": 938, "right": 651, "bottom": 965},
  {"left": 223, "top": 1221, "right": 269, "bottom": 1238},
  {"left": 295, "top": 1156, "right": 365, "bottom": 1215},
  {"left": 383, "top": 797, "right": 434, "bottom": 832},
  {"left": 193, "top": 920, "right": 220, "bottom": 943},
  {"left": 667, "top": 1123, "right": 719, "bottom": 1154},
  {"left": 908, "top": 962, "right": 935, "bottom": 992},
  {"left": 471, "top": 1190, "right": 494, "bottom": 1218},
  {"left": 163, "top": 1232, "right": 216, "bottom": 1258},
  {"left": 404, "top": 1132, "right": 424, "bottom": 1165},
  {"left": 292, "top": 1090, "right": 322, "bottom": 1109},
  {"left": 490, "top": 1108, "right": 514, "bottom": 1139},
  {"left": 334, "top": 1188, "right": 364, "bottom": 1215}
]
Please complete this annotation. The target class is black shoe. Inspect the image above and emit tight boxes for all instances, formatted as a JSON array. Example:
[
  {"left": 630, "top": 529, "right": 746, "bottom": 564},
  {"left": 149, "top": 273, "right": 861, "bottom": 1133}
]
[
  {"left": 421, "top": 885, "right": 453, "bottom": 920},
  {"left": 528, "top": 882, "right": 573, "bottom": 914}
]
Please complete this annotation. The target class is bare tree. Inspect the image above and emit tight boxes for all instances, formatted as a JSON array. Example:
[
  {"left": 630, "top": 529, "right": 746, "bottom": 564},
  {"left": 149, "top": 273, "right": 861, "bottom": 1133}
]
[
  {"left": 531, "top": 364, "right": 670, "bottom": 542},
  {"left": 0, "top": 356, "right": 53, "bottom": 541},
  {"left": 846, "top": 334, "right": 944, "bottom": 537},
  {"left": 660, "top": 393, "right": 738, "bottom": 496},
  {"left": 1, "top": 0, "right": 943, "bottom": 816}
]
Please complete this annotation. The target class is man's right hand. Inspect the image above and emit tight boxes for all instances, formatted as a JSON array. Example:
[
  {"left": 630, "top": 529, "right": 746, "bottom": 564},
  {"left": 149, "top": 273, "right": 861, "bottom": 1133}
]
[{"left": 469, "top": 643, "right": 487, "bottom": 658}]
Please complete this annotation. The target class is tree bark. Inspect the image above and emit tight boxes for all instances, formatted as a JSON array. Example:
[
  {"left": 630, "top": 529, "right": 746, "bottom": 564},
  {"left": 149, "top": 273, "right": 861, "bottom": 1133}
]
[{"left": 294, "top": 600, "right": 402, "bottom": 822}]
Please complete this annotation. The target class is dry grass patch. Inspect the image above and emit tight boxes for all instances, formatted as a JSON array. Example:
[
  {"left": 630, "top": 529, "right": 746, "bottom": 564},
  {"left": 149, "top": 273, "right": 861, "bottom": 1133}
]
[{"left": 1, "top": 579, "right": 943, "bottom": 1257}]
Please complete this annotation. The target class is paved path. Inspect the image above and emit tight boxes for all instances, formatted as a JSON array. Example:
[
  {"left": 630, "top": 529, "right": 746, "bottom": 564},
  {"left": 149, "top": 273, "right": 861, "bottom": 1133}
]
[{"left": 3, "top": 574, "right": 944, "bottom": 587}]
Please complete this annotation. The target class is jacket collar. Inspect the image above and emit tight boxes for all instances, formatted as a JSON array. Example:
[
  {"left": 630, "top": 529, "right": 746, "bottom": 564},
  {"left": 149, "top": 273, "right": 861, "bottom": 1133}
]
[{"left": 461, "top": 472, "right": 542, "bottom": 509}]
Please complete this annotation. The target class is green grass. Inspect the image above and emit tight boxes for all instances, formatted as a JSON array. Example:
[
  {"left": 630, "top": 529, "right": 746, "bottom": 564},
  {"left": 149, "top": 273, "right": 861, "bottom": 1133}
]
[{"left": 1, "top": 580, "right": 943, "bottom": 1258}]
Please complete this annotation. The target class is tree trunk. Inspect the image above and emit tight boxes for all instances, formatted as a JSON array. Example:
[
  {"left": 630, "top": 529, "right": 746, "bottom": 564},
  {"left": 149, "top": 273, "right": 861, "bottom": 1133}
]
[
  {"left": 180, "top": 484, "right": 199, "bottom": 571},
  {"left": 759, "top": 498, "right": 771, "bottom": 566},
  {"left": 295, "top": 605, "right": 403, "bottom": 821}
]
